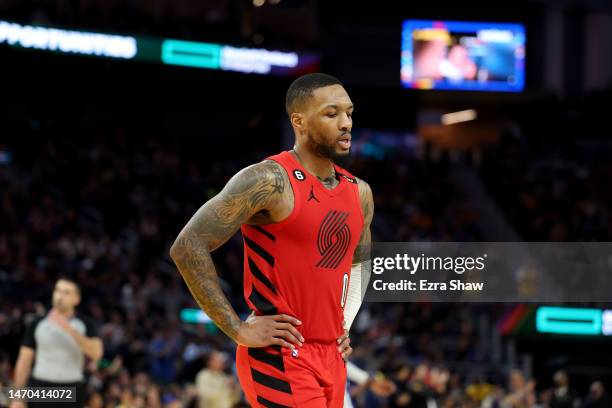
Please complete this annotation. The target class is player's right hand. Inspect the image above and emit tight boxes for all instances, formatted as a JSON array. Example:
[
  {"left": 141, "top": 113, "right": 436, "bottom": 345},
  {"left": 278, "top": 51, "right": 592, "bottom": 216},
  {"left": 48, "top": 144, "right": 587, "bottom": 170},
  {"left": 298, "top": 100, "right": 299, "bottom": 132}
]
[{"left": 236, "top": 312, "right": 304, "bottom": 349}]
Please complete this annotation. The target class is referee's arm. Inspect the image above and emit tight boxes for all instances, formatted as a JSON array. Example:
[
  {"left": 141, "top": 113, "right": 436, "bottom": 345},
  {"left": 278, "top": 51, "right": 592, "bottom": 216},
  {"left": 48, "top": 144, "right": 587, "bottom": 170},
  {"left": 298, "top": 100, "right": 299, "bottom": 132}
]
[
  {"left": 49, "top": 310, "right": 104, "bottom": 361},
  {"left": 68, "top": 329, "right": 104, "bottom": 361},
  {"left": 13, "top": 316, "right": 38, "bottom": 390},
  {"left": 12, "top": 346, "right": 35, "bottom": 388}
]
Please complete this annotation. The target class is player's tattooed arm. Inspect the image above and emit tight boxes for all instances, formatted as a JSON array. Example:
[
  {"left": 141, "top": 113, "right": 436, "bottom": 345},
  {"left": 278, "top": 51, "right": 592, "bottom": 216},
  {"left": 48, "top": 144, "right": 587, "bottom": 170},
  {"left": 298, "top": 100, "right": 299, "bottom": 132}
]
[
  {"left": 169, "top": 160, "right": 286, "bottom": 342},
  {"left": 340, "top": 179, "right": 374, "bottom": 353},
  {"left": 353, "top": 179, "right": 374, "bottom": 264}
]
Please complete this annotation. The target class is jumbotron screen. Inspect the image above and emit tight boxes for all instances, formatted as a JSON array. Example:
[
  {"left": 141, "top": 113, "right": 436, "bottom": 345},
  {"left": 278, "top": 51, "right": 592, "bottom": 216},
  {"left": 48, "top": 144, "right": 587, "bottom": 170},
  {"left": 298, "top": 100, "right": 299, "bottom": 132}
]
[{"left": 401, "top": 20, "right": 526, "bottom": 92}]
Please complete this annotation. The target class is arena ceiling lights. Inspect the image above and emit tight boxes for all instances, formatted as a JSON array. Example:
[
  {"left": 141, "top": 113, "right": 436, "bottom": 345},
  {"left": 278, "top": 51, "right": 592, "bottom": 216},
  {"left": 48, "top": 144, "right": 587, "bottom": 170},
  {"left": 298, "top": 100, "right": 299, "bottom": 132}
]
[{"left": 0, "top": 19, "right": 319, "bottom": 76}]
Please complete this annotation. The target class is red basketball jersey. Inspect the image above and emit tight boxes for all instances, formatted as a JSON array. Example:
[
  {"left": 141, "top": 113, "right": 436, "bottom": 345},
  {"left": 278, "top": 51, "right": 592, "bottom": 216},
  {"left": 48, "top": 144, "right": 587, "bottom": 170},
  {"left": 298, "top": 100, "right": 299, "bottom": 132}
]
[{"left": 240, "top": 151, "right": 364, "bottom": 342}]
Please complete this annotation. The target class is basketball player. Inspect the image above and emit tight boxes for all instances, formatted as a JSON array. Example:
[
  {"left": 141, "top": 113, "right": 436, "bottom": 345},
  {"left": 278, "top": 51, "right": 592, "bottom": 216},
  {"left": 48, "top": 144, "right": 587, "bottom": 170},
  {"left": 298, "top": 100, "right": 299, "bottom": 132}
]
[
  {"left": 10, "top": 277, "right": 103, "bottom": 408},
  {"left": 170, "top": 73, "right": 373, "bottom": 408}
]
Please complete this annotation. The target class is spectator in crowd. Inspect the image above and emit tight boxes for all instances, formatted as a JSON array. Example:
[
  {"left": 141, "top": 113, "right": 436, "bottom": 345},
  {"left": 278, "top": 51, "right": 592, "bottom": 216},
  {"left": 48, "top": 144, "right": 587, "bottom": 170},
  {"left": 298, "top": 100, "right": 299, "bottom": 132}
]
[
  {"left": 549, "top": 370, "right": 580, "bottom": 408},
  {"left": 582, "top": 381, "right": 609, "bottom": 408},
  {"left": 195, "top": 351, "right": 240, "bottom": 408},
  {"left": 500, "top": 369, "right": 536, "bottom": 408},
  {"left": 149, "top": 323, "right": 182, "bottom": 384}
]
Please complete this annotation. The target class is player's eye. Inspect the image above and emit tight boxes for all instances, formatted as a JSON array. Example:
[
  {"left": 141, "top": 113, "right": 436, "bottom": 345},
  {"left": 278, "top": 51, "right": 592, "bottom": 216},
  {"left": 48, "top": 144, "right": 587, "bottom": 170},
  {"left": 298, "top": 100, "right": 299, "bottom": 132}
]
[{"left": 326, "top": 113, "right": 337, "bottom": 118}]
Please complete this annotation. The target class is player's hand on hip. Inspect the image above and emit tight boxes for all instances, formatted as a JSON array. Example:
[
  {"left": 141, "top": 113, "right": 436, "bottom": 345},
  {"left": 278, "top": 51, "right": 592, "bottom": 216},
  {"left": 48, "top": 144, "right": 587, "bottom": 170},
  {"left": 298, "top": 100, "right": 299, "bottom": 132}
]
[
  {"left": 337, "top": 328, "right": 352, "bottom": 359},
  {"left": 237, "top": 312, "right": 304, "bottom": 349}
]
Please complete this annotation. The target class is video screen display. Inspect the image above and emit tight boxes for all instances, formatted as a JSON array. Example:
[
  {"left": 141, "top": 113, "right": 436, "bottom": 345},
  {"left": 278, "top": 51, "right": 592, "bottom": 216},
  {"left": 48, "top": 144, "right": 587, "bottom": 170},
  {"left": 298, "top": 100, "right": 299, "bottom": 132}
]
[{"left": 401, "top": 20, "right": 525, "bottom": 92}]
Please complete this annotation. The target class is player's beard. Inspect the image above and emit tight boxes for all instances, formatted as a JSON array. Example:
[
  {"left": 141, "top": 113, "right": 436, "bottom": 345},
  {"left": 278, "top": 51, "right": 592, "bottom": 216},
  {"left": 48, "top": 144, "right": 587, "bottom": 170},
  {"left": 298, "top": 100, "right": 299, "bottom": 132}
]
[{"left": 307, "top": 132, "right": 351, "bottom": 167}]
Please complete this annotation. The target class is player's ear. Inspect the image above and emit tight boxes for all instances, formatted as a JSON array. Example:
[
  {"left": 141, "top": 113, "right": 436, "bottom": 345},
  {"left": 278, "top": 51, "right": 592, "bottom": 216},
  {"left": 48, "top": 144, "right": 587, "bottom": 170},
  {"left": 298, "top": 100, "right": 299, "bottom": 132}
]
[{"left": 290, "top": 112, "right": 306, "bottom": 132}]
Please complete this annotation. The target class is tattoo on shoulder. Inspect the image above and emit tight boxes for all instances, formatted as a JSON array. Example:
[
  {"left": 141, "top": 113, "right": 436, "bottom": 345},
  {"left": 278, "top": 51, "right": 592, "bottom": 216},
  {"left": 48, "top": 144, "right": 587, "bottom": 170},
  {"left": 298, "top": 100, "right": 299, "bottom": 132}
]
[
  {"left": 270, "top": 162, "right": 285, "bottom": 194},
  {"left": 175, "top": 161, "right": 287, "bottom": 254},
  {"left": 218, "top": 160, "right": 286, "bottom": 221}
]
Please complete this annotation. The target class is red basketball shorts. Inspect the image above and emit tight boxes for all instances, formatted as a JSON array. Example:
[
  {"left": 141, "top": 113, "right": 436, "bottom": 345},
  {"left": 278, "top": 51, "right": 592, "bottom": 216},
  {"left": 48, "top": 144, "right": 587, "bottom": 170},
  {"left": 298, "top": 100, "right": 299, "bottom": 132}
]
[{"left": 236, "top": 342, "right": 346, "bottom": 408}]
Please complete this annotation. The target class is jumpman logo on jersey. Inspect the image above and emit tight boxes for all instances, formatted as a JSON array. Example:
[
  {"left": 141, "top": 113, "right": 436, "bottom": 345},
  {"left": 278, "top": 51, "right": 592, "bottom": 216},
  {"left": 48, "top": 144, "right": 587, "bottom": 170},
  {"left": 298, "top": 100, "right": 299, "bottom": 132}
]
[{"left": 307, "top": 185, "right": 319, "bottom": 203}]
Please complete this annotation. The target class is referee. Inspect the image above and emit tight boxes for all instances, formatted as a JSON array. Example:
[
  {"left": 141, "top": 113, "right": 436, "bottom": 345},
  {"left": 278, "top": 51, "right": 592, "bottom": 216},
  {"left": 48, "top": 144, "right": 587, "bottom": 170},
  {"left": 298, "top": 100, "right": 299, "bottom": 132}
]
[{"left": 9, "top": 277, "right": 103, "bottom": 408}]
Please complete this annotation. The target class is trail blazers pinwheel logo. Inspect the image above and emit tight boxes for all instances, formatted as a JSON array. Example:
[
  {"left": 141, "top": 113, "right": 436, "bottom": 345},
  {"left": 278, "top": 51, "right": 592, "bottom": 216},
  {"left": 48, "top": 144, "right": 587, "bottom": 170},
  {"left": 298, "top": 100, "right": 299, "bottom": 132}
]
[{"left": 316, "top": 210, "right": 351, "bottom": 269}]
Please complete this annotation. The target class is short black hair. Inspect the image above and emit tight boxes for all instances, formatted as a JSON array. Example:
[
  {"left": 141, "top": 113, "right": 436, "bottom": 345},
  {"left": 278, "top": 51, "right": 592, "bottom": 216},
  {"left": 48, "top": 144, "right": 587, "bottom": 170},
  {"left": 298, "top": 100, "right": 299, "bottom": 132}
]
[{"left": 285, "top": 73, "right": 343, "bottom": 116}]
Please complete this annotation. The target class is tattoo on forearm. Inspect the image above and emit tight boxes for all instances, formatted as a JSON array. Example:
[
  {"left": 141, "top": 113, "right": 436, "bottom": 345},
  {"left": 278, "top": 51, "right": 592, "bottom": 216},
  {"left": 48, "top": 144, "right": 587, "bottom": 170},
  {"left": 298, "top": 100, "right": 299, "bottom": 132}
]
[
  {"left": 172, "top": 235, "right": 241, "bottom": 339},
  {"left": 353, "top": 180, "right": 374, "bottom": 264},
  {"left": 353, "top": 229, "right": 371, "bottom": 264},
  {"left": 170, "top": 161, "right": 287, "bottom": 341}
]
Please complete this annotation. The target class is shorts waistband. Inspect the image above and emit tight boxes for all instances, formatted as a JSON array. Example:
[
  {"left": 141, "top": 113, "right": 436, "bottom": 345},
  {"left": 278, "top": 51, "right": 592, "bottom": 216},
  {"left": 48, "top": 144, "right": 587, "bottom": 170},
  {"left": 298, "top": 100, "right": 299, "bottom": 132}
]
[{"left": 303, "top": 338, "right": 338, "bottom": 346}]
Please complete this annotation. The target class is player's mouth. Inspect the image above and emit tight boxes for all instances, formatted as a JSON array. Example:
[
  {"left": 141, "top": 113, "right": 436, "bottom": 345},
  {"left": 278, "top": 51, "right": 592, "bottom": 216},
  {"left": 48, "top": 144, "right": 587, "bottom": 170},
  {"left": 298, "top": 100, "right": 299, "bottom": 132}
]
[{"left": 338, "top": 135, "right": 351, "bottom": 149}]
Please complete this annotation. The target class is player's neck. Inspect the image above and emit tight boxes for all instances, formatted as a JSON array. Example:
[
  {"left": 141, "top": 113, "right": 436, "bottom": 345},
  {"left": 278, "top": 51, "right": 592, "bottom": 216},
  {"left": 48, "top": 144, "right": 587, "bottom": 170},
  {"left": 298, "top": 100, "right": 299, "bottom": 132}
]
[{"left": 292, "top": 147, "right": 335, "bottom": 181}]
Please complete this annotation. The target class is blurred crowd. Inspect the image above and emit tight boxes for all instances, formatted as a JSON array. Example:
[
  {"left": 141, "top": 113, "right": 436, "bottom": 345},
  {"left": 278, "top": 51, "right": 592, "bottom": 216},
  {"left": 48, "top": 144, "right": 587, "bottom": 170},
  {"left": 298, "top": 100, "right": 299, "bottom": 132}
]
[
  {"left": 0, "top": 97, "right": 611, "bottom": 407},
  {"left": 481, "top": 134, "right": 612, "bottom": 242},
  {"left": 2, "top": 0, "right": 612, "bottom": 405}
]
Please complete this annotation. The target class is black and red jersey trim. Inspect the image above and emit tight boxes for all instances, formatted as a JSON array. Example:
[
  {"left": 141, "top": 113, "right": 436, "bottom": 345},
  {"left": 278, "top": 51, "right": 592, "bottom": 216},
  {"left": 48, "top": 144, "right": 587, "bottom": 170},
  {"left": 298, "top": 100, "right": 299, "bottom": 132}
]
[{"left": 244, "top": 235, "right": 275, "bottom": 267}]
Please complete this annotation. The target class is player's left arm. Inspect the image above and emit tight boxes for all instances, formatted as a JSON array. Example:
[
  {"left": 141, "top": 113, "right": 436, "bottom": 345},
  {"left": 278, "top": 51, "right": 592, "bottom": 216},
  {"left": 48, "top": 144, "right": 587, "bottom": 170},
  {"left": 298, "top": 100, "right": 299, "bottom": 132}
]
[
  {"left": 346, "top": 178, "right": 373, "bottom": 327},
  {"left": 353, "top": 178, "right": 374, "bottom": 265},
  {"left": 338, "top": 178, "right": 374, "bottom": 358}
]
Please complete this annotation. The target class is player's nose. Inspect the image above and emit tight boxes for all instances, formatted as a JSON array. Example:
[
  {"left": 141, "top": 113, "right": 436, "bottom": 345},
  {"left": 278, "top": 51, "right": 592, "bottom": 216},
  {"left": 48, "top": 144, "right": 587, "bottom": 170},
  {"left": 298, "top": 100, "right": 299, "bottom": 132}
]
[{"left": 339, "top": 114, "right": 352, "bottom": 132}]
